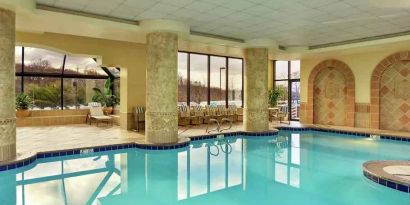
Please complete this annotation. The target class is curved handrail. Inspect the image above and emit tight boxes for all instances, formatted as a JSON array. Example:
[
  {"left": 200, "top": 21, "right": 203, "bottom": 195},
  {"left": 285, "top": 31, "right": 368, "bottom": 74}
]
[
  {"left": 219, "top": 118, "right": 232, "bottom": 132},
  {"left": 220, "top": 142, "right": 233, "bottom": 154},
  {"left": 209, "top": 144, "right": 220, "bottom": 156},
  {"left": 206, "top": 119, "right": 220, "bottom": 133}
]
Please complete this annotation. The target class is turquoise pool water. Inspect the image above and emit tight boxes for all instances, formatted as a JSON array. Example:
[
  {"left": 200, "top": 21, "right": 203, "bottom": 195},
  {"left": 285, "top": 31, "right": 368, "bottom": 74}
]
[{"left": 1, "top": 130, "right": 410, "bottom": 205}]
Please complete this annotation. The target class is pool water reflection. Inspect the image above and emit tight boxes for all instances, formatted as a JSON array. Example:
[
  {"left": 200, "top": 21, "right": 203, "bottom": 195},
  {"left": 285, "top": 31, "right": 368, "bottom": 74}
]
[{"left": 1, "top": 131, "right": 410, "bottom": 205}]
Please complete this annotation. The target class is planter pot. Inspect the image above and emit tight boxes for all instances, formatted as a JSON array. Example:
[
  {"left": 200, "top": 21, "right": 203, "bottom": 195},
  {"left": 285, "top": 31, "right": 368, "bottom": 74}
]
[
  {"left": 16, "top": 109, "right": 30, "bottom": 118},
  {"left": 103, "top": 107, "right": 113, "bottom": 115}
]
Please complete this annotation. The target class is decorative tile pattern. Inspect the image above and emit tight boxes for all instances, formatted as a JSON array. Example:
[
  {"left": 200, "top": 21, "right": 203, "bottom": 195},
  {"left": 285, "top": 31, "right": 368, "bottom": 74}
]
[
  {"left": 145, "top": 32, "right": 179, "bottom": 143},
  {"left": 380, "top": 60, "right": 410, "bottom": 132},
  {"left": 355, "top": 103, "right": 370, "bottom": 128},
  {"left": 306, "top": 59, "right": 355, "bottom": 127},
  {"left": 314, "top": 67, "right": 346, "bottom": 125},
  {"left": 370, "top": 51, "right": 410, "bottom": 130},
  {"left": 244, "top": 48, "right": 269, "bottom": 132}
]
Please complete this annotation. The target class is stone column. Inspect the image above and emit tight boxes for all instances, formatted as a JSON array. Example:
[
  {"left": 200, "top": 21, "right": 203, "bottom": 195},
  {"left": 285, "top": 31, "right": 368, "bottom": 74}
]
[
  {"left": 145, "top": 32, "right": 178, "bottom": 144},
  {"left": 244, "top": 48, "right": 269, "bottom": 132},
  {"left": 0, "top": 8, "right": 16, "bottom": 161}
]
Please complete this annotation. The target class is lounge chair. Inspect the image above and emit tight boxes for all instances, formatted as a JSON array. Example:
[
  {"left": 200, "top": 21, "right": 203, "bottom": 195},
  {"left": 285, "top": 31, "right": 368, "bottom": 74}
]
[
  {"left": 134, "top": 107, "right": 145, "bottom": 132},
  {"left": 236, "top": 107, "right": 243, "bottom": 122},
  {"left": 178, "top": 105, "right": 190, "bottom": 126},
  {"left": 87, "top": 102, "right": 113, "bottom": 126},
  {"left": 215, "top": 105, "right": 227, "bottom": 121},
  {"left": 227, "top": 104, "right": 238, "bottom": 122},
  {"left": 190, "top": 105, "right": 203, "bottom": 125},
  {"left": 272, "top": 105, "right": 290, "bottom": 124},
  {"left": 203, "top": 105, "right": 214, "bottom": 124}
]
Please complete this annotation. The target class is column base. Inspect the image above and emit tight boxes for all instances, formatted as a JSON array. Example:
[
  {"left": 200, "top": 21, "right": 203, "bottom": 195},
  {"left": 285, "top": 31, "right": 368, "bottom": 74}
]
[
  {"left": 0, "top": 118, "right": 16, "bottom": 161},
  {"left": 145, "top": 111, "right": 178, "bottom": 144},
  {"left": 0, "top": 144, "right": 16, "bottom": 161},
  {"left": 244, "top": 108, "right": 269, "bottom": 132}
]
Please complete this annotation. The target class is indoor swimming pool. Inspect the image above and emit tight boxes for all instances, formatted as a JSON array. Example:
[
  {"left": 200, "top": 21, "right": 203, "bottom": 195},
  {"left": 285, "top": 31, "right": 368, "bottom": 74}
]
[{"left": 0, "top": 130, "right": 409, "bottom": 205}]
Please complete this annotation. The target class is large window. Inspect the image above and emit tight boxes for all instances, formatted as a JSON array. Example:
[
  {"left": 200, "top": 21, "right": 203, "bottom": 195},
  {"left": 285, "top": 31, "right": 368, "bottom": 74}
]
[
  {"left": 210, "top": 56, "right": 226, "bottom": 106},
  {"left": 178, "top": 52, "right": 188, "bottom": 105},
  {"left": 15, "top": 46, "right": 120, "bottom": 110},
  {"left": 178, "top": 52, "right": 243, "bottom": 107},
  {"left": 189, "top": 54, "right": 208, "bottom": 106},
  {"left": 273, "top": 60, "right": 300, "bottom": 120}
]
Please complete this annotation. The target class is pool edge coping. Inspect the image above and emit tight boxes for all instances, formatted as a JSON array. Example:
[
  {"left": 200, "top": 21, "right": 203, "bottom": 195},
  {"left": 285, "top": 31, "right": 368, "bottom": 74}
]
[
  {"left": 363, "top": 160, "right": 410, "bottom": 194},
  {"left": 1, "top": 125, "right": 409, "bottom": 172}
]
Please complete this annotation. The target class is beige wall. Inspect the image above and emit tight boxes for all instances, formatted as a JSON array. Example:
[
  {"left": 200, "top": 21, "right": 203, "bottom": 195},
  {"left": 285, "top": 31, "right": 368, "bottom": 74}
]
[
  {"left": 300, "top": 40, "right": 410, "bottom": 104},
  {"left": 268, "top": 59, "right": 273, "bottom": 90},
  {"left": 16, "top": 32, "right": 147, "bottom": 129}
]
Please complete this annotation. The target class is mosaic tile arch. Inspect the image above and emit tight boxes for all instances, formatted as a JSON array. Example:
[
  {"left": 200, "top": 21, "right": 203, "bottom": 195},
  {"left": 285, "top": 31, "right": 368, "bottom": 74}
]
[
  {"left": 370, "top": 51, "right": 410, "bottom": 131},
  {"left": 307, "top": 59, "right": 355, "bottom": 126}
]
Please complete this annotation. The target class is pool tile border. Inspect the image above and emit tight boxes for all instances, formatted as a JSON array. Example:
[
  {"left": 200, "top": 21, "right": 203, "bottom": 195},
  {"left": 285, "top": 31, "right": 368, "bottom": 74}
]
[
  {"left": 363, "top": 168, "right": 410, "bottom": 194},
  {"left": 0, "top": 126, "right": 409, "bottom": 172},
  {"left": 277, "top": 126, "right": 410, "bottom": 142}
]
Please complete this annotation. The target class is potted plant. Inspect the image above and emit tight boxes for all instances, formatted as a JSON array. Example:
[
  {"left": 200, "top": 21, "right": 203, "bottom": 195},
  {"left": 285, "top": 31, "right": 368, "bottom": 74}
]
[
  {"left": 268, "top": 88, "right": 282, "bottom": 107},
  {"left": 92, "top": 78, "right": 119, "bottom": 115},
  {"left": 16, "top": 93, "right": 33, "bottom": 117}
]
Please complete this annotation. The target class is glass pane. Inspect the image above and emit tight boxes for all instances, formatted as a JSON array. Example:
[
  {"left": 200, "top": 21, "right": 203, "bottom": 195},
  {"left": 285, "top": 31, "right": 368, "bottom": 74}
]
[
  {"left": 24, "top": 77, "right": 61, "bottom": 110},
  {"left": 24, "top": 47, "right": 64, "bottom": 74},
  {"left": 106, "top": 67, "right": 120, "bottom": 78},
  {"left": 210, "top": 142, "right": 226, "bottom": 192},
  {"left": 63, "top": 78, "right": 105, "bottom": 109},
  {"left": 210, "top": 56, "right": 226, "bottom": 106},
  {"left": 228, "top": 58, "right": 243, "bottom": 107},
  {"left": 275, "top": 61, "right": 288, "bottom": 80},
  {"left": 291, "top": 60, "right": 300, "bottom": 79},
  {"left": 228, "top": 139, "right": 242, "bottom": 187},
  {"left": 15, "top": 76, "right": 22, "bottom": 95},
  {"left": 178, "top": 52, "right": 188, "bottom": 106},
  {"left": 64, "top": 56, "right": 106, "bottom": 76},
  {"left": 15, "top": 46, "right": 22, "bottom": 73},
  {"left": 275, "top": 81, "right": 288, "bottom": 108},
  {"left": 275, "top": 163, "right": 287, "bottom": 184},
  {"left": 291, "top": 81, "right": 300, "bottom": 120},
  {"left": 190, "top": 143, "right": 208, "bottom": 197},
  {"left": 190, "top": 54, "right": 208, "bottom": 106},
  {"left": 178, "top": 151, "right": 188, "bottom": 200}
]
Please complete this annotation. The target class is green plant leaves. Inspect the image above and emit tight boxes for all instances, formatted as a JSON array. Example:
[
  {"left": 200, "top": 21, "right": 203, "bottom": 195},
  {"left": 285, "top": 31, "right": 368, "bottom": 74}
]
[{"left": 16, "top": 93, "right": 33, "bottom": 110}]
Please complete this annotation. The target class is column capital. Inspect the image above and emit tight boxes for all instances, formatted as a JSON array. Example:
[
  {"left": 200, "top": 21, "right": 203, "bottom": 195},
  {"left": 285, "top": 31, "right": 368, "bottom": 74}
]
[
  {"left": 140, "top": 19, "right": 190, "bottom": 38},
  {"left": 245, "top": 38, "right": 277, "bottom": 49}
]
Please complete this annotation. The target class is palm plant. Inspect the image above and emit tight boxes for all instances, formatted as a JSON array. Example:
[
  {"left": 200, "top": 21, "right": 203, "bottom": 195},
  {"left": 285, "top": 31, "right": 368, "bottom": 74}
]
[
  {"left": 268, "top": 88, "right": 283, "bottom": 107},
  {"left": 92, "top": 78, "right": 119, "bottom": 107},
  {"left": 16, "top": 93, "right": 33, "bottom": 110}
]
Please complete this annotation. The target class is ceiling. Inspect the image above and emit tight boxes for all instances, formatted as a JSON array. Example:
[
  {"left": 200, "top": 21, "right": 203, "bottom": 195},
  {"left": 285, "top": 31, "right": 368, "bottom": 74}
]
[{"left": 35, "top": 0, "right": 410, "bottom": 47}]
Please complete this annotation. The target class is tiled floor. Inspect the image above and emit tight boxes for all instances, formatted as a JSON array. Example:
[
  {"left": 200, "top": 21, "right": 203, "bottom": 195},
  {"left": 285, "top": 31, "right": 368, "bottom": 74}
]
[{"left": 13, "top": 121, "right": 410, "bottom": 163}]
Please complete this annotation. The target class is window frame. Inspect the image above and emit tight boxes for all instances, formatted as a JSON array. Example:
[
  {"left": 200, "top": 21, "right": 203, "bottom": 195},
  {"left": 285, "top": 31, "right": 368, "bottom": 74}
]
[
  {"left": 15, "top": 46, "right": 118, "bottom": 110},
  {"left": 273, "top": 60, "right": 301, "bottom": 121},
  {"left": 178, "top": 51, "right": 244, "bottom": 107}
]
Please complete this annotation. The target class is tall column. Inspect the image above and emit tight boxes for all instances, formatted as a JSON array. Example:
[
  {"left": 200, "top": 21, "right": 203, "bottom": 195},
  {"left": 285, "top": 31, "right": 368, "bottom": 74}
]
[
  {"left": 0, "top": 7, "right": 16, "bottom": 161},
  {"left": 142, "top": 19, "right": 189, "bottom": 144},
  {"left": 244, "top": 47, "right": 269, "bottom": 132},
  {"left": 145, "top": 32, "right": 178, "bottom": 143}
]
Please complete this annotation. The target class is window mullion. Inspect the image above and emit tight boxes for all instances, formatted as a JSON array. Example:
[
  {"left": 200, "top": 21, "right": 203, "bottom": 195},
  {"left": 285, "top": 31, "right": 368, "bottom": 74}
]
[
  {"left": 21, "top": 46, "right": 25, "bottom": 93},
  {"left": 187, "top": 53, "right": 190, "bottom": 106},
  {"left": 61, "top": 55, "right": 66, "bottom": 110}
]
